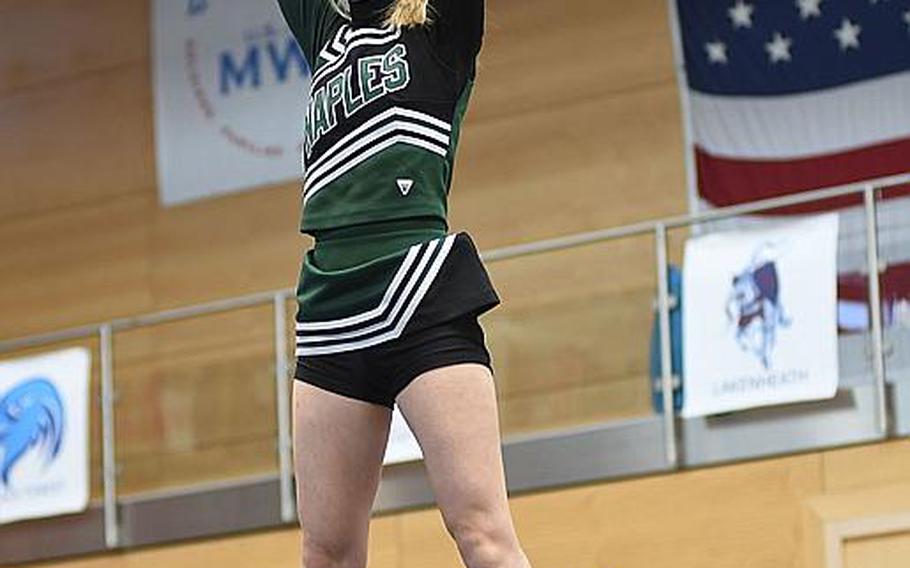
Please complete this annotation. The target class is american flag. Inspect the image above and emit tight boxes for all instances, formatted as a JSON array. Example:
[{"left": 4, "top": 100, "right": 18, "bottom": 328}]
[
  {"left": 671, "top": 0, "right": 910, "bottom": 329},
  {"left": 672, "top": 0, "right": 910, "bottom": 211}
]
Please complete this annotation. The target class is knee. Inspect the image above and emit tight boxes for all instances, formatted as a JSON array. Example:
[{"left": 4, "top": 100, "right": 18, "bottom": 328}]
[
  {"left": 443, "top": 509, "right": 522, "bottom": 568},
  {"left": 301, "top": 535, "right": 365, "bottom": 568}
]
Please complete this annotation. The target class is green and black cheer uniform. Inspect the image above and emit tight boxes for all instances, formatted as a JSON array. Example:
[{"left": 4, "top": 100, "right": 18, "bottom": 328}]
[{"left": 278, "top": 0, "right": 499, "bottom": 407}]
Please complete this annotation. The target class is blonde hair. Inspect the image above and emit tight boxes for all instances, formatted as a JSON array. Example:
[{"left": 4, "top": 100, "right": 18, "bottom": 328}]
[
  {"left": 387, "top": 0, "right": 429, "bottom": 27},
  {"left": 329, "top": 0, "right": 429, "bottom": 27}
]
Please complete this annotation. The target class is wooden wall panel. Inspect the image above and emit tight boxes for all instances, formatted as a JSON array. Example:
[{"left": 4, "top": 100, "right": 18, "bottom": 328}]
[
  {"left": 21, "top": 444, "right": 910, "bottom": 568},
  {"left": 476, "top": 0, "right": 676, "bottom": 123},
  {"left": 822, "top": 440, "right": 910, "bottom": 492},
  {"left": 453, "top": 82, "right": 685, "bottom": 247},
  {"left": 0, "top": 194, "right": 154, "bottom": 338},
  {"left": 512, "top": 455, "right": 822, "bottom": 568},
  {"left": 147, "top": 185, "right": 305, "bottom": 310},
  {"left": 485, "top": 236, "right": 660, "bottom": 432},
  {"left": 113, "top": 305, "right": 278, "bottom": 493},
  {"left": 0, "top": 0, "right": 148, "bottom": 95},
  {"left": 0, "top": 65, "right": 154, "bottom": 219},
  {"left": 395, "top": 453, "right": 824, "bottom": 568},
  {"left": 0, "top": 0, "right": 687, "bottom": 489},
  {"left": 845, "top": 532, "right": 910, "bottom": 568}
]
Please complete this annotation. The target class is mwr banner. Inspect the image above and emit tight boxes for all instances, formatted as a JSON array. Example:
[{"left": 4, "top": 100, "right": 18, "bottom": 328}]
[
  {"left": 0, "top": 348, "right": 91, "bottom": 524},
  {"left": 682, "top": 215, "right": 840, "bottom": 418},
  {"left": 153, "top": 0, "right": 310, "bottom": 206}
]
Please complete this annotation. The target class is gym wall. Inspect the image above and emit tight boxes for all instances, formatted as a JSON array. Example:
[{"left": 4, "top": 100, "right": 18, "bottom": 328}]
[{"left": 0, "top": 0, "right": 686, "bottom": 494}]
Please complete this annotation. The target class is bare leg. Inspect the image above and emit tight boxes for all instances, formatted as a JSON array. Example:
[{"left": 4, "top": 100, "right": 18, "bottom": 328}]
[
  {"left": 293, "top": 382, "right": 392, "bottom": 568},
  {"left": 396, "top": 363, "right": 532, "bottom": 568}
]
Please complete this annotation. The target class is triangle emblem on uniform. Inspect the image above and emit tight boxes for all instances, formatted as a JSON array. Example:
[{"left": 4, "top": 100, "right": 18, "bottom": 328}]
[{"left": 397, "top": 178, "right": 414, "bottom": 196}]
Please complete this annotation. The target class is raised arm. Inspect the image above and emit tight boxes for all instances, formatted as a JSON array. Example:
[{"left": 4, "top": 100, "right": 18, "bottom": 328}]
[
  {"left": 431, "top": 0, "right": 484, "bottom": 60},
  {"left": 277, "top": 0, "right": 341, "bottom": 67}
]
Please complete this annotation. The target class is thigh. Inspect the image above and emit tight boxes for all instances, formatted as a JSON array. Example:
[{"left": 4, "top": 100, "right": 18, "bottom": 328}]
[
  {"left": 293, "top": 381, "right": 392, "bottom": 550},
  {"left": 395, "top": 364, "right": 512, "bottom": 526}
]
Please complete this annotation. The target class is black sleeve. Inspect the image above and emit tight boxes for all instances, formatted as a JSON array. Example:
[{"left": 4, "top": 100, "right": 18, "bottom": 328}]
[
  {"left": 431, "top": 0, "right": 485, "bottom": 64},
  {"left": 277, "top": 0, "right": 339, "bottom": 67}
]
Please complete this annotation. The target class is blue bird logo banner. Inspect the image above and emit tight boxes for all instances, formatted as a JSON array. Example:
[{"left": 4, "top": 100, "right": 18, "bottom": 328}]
[
  {"left": 0, "top": 378, "right": 66, "bottom": 486},
  {"left": 0, "top": 348, "right": 90, "bottom": 525}
]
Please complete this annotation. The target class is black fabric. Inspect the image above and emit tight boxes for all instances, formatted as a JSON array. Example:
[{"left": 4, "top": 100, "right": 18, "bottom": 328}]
[
  {"left": 403, "top": 232, "right": 500, "bottom": 336},
  {"left": 350, "top": 0, "right": 394, "bottom": 28},
  {"left": 295, "top": 312, "right": 493, "bottom": 408},
  {"left": 276, "top": 0, "right": 484, "bottom": 76},
  {"left": 276, "top": 0, "right": 343, "bottom": 65},
  {"left": 430, "top": 0, "right": 485, "bottom": 66}
]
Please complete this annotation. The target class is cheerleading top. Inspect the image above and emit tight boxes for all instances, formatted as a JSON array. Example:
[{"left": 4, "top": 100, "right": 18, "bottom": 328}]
[
  {"left": 277, "top": 0, "right": 484, "bottom": 233},
  {"left": 278, "top": 0, "right": 499, "bottom": 358}
]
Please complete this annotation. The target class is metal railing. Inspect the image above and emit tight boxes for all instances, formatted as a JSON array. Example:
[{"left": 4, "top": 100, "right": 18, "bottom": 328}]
[{"left": 1, "top": 171, "right": 909, "bottom": 550}]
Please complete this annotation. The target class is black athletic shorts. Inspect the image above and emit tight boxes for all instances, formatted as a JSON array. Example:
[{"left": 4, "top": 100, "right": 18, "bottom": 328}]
[{"left": 294, "top": 312, "right": 493, "bottom": 408}]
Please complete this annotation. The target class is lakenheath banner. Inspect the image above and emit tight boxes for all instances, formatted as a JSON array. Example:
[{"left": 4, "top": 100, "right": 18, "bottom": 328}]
[
  {"left": 153, "top": 0, "right": 310, "bottom": 206},
  {"left": 681, "top": 214, "right": 840, "bottom": 418},
  {"left": 0, "top": 348, "right": 91, "bottom": 525}
]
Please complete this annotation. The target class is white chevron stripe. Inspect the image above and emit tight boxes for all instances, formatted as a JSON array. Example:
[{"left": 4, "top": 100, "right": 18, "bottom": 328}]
[
  {"left": 312, "top": 27, "right": 402, "bottom": 85},
  {"left": 305, "top": 107, "right": 450, "bottom": 174},
  {"left": 295, "top": 241, "right": 423, "bottom": 332},
  {"left": 318, "top": 26, "right": 348, "bottom": 63},
  {"left": 347, "top": 25, "right": 397, "bottom": 40},
  {"left": 296, "top": 235, "right": 457, "bottom": 356},
  {"left": 305, "top": 121, "right": 449, "bottom": 189},
  {"left": 303, "top": 135, "right": 448, "bottom": 204},
  {"left": 297, "top": 238, "right": 442, "bottom": 344}
]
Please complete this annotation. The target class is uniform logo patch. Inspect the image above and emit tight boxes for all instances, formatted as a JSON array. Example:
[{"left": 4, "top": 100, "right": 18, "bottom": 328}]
[{"left": 397, "top": 179, "right": 414, "bottom": 196}]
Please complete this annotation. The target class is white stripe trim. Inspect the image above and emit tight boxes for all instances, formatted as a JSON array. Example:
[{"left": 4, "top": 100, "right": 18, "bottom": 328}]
[
  {"left": 305, "top": 121, "right": 449, "bottom": 190},
  {"left": 295, "top": 235, "right": 457, "bottom": 356},
  {"left": 306, "top": 107, "right": 450, "bottom": 174},
  {"left": 347, "top": 25, "right": 397, "bottom": 39},
  {"left": 295, "top": 242, "right": 423, "bottom": 332},
  {"left": 312, "top": 28, "right": 402, "bottom": 85},
  {"left": 330, "top": 27, "right": 347, "bottom": 54},
  {"left": 690, "top": 70, "right": 910, "bottom": 160},
  {"left": 297, "top": 238, "right": 442, "bottom": 343},
  {"left": 304, "top": 135, "right": 448, "bottom": 203},
  {"left": 318, "top": 26, "right": 348, "bottom": 63},
  {"left": 392, "top": 107, "right": 452, "bottom": 132}
]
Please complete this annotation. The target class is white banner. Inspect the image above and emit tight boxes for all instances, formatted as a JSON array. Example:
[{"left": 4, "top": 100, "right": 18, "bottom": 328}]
[
  {"left": 153, "top": 0, "right": 309, "bottom": 206},
  {"left": 384, "top": 408, "right": 423, "bottom": 465},
  {"left": 0, "top": 348, "right": 91, "bottom": 524},
  {"left": 682, "top": 215, "right": 840, "bottom": 418}
]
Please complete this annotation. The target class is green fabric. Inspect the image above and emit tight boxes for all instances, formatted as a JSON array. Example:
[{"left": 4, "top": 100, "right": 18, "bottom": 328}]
[
  {"left": 296, "top": 225, "right": 448, "bottom": 322},
  {"left": 447, "top": 78, "right": 475, "bottom": 167},
  {"left": 311, "top": 217, "right": 447, "bottom": 271},
  {"left": 299, "top": 63, "right": 478, "bottom": 234},
  {"left": 301, "top": 142, "right": 451, "bottom": 232}
]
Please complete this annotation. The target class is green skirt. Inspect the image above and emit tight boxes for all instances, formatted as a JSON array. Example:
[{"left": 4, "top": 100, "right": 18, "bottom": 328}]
[{"left": 295, "top": 219, "right": 500, "bottom": 357}]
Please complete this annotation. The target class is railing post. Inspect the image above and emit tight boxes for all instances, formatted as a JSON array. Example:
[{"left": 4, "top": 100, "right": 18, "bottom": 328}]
[
  {"left": 863, "top": 185, "right": 888, "bottom": 437},
  {"left": 654, "top": 223, "right": 679, "bottom": 467},
  {"left": 273, "top": 293, "right": 296, "bottom": 523},
  {"left": 99, "top": 324, "right": 120, "bottom": 548}
]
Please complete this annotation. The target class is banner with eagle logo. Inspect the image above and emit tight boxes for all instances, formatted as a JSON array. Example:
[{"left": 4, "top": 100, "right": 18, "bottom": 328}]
[
  {"left": 0, "top": 348, "right": 90, "bottom": 524},
  {"left": 681, "top": 214, "right": 840, "bottom": 417}
]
